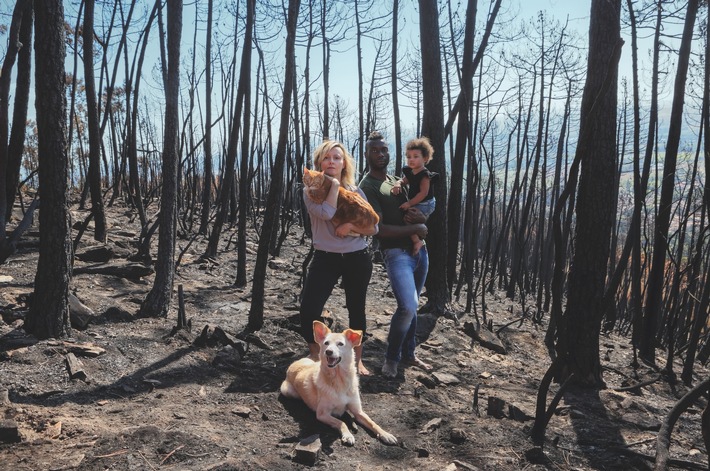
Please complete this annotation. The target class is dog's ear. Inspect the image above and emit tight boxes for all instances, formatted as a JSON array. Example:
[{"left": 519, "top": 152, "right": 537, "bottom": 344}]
[
  {"left": 343, "top": 329, "right": 363, "bottom": 347},
  {"left": 313, "top": 321, "right": 330, "bottom": 343}
]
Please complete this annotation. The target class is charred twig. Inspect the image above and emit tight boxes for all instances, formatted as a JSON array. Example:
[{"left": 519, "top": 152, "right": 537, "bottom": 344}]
[
  {"left": 655, "top": 377, "right": 710, "bottom": 470},
  {"left": 531, "top": 357, "right": 574, "bottom": 446},
  {"left": 612, "top": 374, "right": 661, "bottom": 393}
]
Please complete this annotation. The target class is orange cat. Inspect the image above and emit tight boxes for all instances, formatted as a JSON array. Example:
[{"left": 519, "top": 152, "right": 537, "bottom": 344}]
[{"left": 303, "top": 167, "right": 379, "bottom": 236}]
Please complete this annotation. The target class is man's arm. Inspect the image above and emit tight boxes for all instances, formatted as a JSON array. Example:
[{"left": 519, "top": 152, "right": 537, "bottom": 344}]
[
  {"left": 403, "top": 207, "right": 426, "bottom": 224},
  {"left": 376, "top": 221, "right": 428, "bottom": 240},
  {"left": 377, "top": 207, "right": 427, "bottom": 239}
]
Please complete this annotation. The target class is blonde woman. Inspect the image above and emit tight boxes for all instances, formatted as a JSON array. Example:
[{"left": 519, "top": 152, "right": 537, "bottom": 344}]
[{"left": 299, "top": 140, "right": 375, "bottom": 375}]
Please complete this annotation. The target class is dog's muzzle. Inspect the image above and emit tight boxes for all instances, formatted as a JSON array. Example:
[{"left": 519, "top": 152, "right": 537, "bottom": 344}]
[{"left": 325, "top": 351, "right": 341, "bottom": 368}]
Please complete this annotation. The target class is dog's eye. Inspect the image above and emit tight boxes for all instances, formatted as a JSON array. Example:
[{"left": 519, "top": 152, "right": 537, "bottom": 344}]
[
  {"left": 323, "top": 341, "right": 329, "bottom": 346},
  {"left": 337, "top": 341, "right": 344, "bottom": 347}
]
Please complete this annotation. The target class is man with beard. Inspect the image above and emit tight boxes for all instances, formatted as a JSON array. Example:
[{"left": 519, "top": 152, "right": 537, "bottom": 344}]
[{"left": 359, "top": 131, "right": 434, "bottom": 378}]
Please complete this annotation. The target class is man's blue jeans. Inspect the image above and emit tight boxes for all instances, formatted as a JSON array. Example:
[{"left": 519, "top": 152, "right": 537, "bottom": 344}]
[{"left": 382, "top": 246, "right": 429, "bottom": 363}]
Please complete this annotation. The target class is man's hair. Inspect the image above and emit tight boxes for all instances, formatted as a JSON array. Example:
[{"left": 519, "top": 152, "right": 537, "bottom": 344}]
[
  {"left": 367, "top": 130, "right": 385, "bottom": 142},
  {"left": 405, "top": 136, "right": 434, "bottom": 162}
]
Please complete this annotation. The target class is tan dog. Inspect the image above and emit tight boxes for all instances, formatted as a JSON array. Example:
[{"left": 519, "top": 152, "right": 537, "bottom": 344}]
[{"left": 281, "top": 321, "right": 397, "bottom": 446}]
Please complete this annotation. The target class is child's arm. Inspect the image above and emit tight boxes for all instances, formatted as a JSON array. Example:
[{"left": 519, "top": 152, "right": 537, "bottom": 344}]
[
  {"left": 391, "top": 176, "right": 408, "bottom": 195},
  {"left": 400, "top": 175, "right": 429, "bottom": 209}
]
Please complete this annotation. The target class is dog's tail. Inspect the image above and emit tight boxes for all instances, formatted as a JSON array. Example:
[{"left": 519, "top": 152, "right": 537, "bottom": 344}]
[{"left": 280, "top": 379, "right": 298, "bottom": 398}]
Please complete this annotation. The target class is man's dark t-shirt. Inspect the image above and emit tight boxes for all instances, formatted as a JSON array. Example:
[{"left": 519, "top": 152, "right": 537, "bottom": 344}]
[{"left": 359, "top": 174, "right": 412, "bottom": 250}]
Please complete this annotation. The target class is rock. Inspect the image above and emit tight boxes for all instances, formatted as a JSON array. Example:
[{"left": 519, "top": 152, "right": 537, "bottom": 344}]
[
  {"left": 0, "top": 330, "right": 37, "bottom": 351},
  {"left": 433, "top": 372, "right": 460, "bottom": 385},
  {"left": 416, "top": 374, "right": 437, "bottom": 389},
  {"left": 621, "top": 412, "right": 661, "bottom": 431},
  {"left": 420, "top": 417, "right": 443, "bottom": 434},
  {"left": 75, "top": 246, "right": 116, "bottom": 263},
  {"left": 525, "top": 446, "right": 547, "bottom": 464},
  {"left": 452, "top": 460, "right": 481, "bottom": 470},
  {"left": 508, "top": 404, "right": 534, "bottom": 422},
  {"left": 61, "top": 341, "right": 105, "bottom": 357},
  {"left": 69, "top": 293, "right": 95, "bottom": 330},
  {"left": 45, "top": 421, "right": 62, "bottom": 438},
  {"left": 232, "top": 406, "right": 251, "bottom": 418},
  {"left": 213, "top": 346, "right": 243, "bottom": 370},
  {"left": 195, "top": 325, "right": 248, "bottom": 357},
  {"left": 416, "top": 447, "right": 430, "bottom": 458},
  {"left": 294, "top": 434, "right": 321, "bottom": 466},
  {"left": 100, "top": 306, "right": 134, "bottom": 323},
  {"left": 450, "top": 428, "right": 468, "bottom": 444},
  {"left": 487, "top": 396, "right": 506, "bottom": 418},
  {"left": 463, "top": 322, "right": 507, "bottom": 354},
  {"left": 0, "top": 420, "right": 20, "bottom": 443},
  {"left": 268, "top": 258, "right": 290, "bottom": 270}
]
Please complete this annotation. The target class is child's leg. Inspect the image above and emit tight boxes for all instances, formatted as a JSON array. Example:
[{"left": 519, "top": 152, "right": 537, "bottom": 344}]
[
  {"left": 410, "top": 199, "right": 435, "bottom": 255},
  {"left": 411, "top": 234, "right": 424, "bottom": 255}
]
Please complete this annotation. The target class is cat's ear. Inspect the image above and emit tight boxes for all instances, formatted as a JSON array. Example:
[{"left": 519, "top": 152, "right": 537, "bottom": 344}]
[{"left": 303, "top": 167, "right": 311, "bottom": 183}]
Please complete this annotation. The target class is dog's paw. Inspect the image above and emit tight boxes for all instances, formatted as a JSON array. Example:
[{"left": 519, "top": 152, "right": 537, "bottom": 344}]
[
  {"left": 378, "top": 431, "right": 398, "bottom": 446},
  {"left": 341, "top": 432, "right": 356, "bottom": 446}
]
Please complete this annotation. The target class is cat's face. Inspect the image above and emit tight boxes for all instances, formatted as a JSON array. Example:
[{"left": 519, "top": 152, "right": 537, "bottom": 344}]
[{"left": 303, "top": 167, "right": 330, "bottom": 203}]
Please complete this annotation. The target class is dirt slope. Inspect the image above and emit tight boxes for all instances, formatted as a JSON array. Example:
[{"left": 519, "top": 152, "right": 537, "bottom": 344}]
[{"left": 0, "top": 202, "right": 708, "bottom": 470}]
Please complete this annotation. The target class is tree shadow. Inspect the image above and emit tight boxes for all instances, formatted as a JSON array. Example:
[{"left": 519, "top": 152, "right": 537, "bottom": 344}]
[
  {"left": 564, "top": 387, "right": 651, "bottom": 470},
  {"left": 9, "top": 345, "right": 219, "bottom": 407}
]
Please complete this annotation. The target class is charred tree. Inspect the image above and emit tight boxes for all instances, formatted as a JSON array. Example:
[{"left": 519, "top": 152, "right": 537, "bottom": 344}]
[
  {"left": 82, "top": 0, "right": 107, "bottom": 242},
  {"left": 24, "top": 0, "right": 72, "bottom": 339},
  {"left": 554, "top": 0, "right": 622, "bottom": 387},
  {"left": 4, "top": 0, "right": 32, "bottom": 223},
  {"left": 205, "top": 0, "right": 254, "bottom": 260},
  {"left": 418, "top": 0, "right": 449, "bottom": 315},
  {"left": 0, "top": 0, "right": 32, "bottom": 256},
  {"left": 138, "top": 0, "right": 183, "bottom": 318},
  {"left": 247, "top": 0, "right": 300, "bottom": 331},
  {"left": 639, "top": 0, "right": 699, "bottom": 365},
  {"left": 199, "top": 0, "right": 214, "bottom": 235},
  {"left": 236, "top": 0, "right": 256, "bottom": 288}
]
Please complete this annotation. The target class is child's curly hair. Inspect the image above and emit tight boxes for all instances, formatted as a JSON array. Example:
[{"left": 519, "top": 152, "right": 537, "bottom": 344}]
[{"left": 405, "top": 137, "right": 434, "bottom": 163}]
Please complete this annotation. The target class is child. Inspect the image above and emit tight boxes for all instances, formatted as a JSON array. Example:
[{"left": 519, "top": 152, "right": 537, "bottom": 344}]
[{"left": 391, "top": 137, "right": 437, "bottom": 254}]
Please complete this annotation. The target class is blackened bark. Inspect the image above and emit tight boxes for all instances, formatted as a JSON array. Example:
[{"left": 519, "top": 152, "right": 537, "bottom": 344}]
[
  {"left": 447, "top": 0, "right": 477, "bottom": 295},
  {"left": 139, "top": 0, "right": 182, "bottom": 318},
  {"left": 391, "top": 0, "right": 402, "bottom": 174},
  {"left": 681, "top": 6, "right": 710, "bottom": 384},
  {"left": 639, "top": 0, "right": 699, "bottom": 364},
  {"left": 83, "top": 0, "right": 107, "bottom": 242},
  {"left": 0, "top": 0, "right": 30, "bottom": 240},
  {"left": 205, "top": 0, "right": 254, "bottom": 260},
  {"left": 248, "top": 0, "right": 300, "bottom": 331},
  {"left": 5, "top": 0, "right": 32, "bottom": 222},
  {"left": 199, "top": 0, "right": 214, "bottom": 235},
  {"left": 25, "top": 0, "right": 72, "bottom": 339},
  {"left": 418, "top": 0, "right": 449, "bottom": 314},
  {"left": 556, "top": 0, "right": 622, "bottom": 388},
  {"left": 236, "top": 0, "right": 256, "bottom": 288}
]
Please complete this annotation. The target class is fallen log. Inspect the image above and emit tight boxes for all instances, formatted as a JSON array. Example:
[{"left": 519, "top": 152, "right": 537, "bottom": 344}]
[
  {"left": 73, "top": 261, "right": 154, "bottom": 280},
  {"left": 65, "top": 353, "right": 87, "bottom": 381}
]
